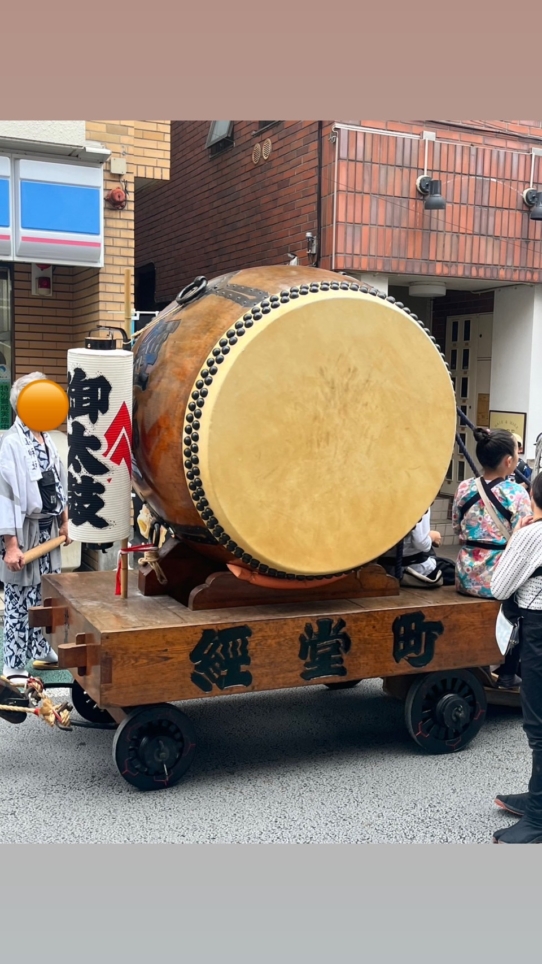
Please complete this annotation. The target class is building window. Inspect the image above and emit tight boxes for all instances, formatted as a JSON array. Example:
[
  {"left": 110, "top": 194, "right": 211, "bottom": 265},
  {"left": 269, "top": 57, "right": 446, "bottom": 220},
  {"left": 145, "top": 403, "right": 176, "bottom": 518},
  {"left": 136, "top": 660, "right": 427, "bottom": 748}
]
[
  {"left": 451, "top": 321, "right": 458, "bottom": 343},
  {"left": 463, "top": 319, "right": 471, "bottom": 341},
  {"left": 450, "top": 349, "right": 457, "bottom": 371},
  {"left": 461, "top": 377, "right": 469, "bottom": 398},
  {"left": 457, "top": 460, "right": 465, "bottom": 482},
  {"left": 462, "top": 348, "right": 470, "bottom": 370},
  {"left": 257, "top": 121, "right": 280, "bottom": 133},
  {"left": 206, "top": 122, "right": 234, "bottom": 156}
]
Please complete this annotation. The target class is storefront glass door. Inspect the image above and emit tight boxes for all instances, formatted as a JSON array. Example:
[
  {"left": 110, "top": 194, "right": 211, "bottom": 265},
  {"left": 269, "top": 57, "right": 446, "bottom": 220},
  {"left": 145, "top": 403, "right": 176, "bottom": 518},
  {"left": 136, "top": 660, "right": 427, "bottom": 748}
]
[{"left": 440, "top": 312, "right": 493, "bottom": 496}]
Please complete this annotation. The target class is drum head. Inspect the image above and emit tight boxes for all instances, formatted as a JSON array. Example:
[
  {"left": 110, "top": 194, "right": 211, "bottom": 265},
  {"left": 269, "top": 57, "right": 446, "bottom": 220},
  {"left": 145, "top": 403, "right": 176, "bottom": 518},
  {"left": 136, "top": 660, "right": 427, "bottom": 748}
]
[{"left": 186, "top": 288, "right": 456, "bottom": 576}]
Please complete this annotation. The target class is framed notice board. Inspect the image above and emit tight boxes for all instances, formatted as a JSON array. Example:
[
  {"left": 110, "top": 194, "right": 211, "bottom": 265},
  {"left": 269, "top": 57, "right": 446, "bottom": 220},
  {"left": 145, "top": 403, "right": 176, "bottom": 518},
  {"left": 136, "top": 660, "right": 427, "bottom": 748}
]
[{"left": 489, "top": 410, "right": 527, "bottom": 442}]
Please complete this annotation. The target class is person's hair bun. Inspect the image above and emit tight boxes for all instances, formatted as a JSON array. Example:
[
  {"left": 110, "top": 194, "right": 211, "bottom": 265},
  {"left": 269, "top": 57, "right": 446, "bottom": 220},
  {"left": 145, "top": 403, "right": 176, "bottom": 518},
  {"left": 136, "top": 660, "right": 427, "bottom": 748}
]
[{"left": 473, "top": 427, "right": 491, "bottom": 444}]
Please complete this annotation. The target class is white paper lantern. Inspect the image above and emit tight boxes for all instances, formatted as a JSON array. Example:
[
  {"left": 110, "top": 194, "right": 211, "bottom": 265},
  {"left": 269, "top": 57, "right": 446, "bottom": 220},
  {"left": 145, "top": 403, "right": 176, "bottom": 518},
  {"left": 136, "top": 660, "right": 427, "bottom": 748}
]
[{"left": 67, "top": 348, "right": 133, "bottom": 543}]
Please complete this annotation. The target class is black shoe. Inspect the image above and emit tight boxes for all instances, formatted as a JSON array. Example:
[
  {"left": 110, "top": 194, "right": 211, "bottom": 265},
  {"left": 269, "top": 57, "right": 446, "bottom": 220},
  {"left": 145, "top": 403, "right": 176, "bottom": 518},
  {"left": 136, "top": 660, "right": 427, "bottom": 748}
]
[
  {"left": 493, "top": 817, "right": 542, "bottom": 844},
  {"left": 493, "top": 751, "right": 542, "bottom": 843},
  {"left": 495, "top": 793, "right": 528, "bottom": 817},
  {"left": 496, "top": 674, "right": 522, "bottom": 689}
]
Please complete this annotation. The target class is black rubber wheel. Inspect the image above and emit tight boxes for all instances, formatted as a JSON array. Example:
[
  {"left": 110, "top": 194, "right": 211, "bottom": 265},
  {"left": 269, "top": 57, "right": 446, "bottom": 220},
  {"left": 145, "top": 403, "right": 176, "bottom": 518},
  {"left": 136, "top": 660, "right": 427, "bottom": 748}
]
[
  {"left": 71, "top": 679, "right": 116, "bottom": 726},
  {"left": 324, "top": 679, "right": 362, "bottom": 690},
  {"left": 0, "top": 676, "right": 29, "bottom": 725},
  {"left": 112, "top": 703, "right": 196, "bottom": 791},
  {"left": 405, "top": 669, "right": 487, "bottom": 754}
]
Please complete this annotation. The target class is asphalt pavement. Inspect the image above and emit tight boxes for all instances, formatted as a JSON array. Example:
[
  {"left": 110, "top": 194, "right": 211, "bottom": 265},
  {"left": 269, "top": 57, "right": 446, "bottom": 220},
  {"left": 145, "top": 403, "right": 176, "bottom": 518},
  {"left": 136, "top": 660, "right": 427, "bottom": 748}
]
[{"left": 0, "top": 630, "right": 529, "bottom": 843}]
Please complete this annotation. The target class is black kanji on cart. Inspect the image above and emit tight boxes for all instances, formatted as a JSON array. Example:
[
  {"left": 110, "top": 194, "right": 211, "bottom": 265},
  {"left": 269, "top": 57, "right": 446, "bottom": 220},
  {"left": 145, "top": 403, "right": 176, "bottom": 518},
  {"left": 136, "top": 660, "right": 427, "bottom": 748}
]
[
  {"left": 190, "top": 625, "right": 253, "bottom": 693},
  {"left": 392, "top": 611, "right": 444, "bottom": 668},
  {"left": 298, "top": 617, "right": 352, "bottom": 680}
]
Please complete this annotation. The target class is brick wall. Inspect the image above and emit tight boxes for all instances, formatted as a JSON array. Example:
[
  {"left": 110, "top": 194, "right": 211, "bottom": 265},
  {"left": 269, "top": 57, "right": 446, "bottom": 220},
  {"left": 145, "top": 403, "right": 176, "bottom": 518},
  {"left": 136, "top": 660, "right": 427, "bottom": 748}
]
[
  {"left": 136, "top": 119, "right": 542, "bottom": 296},
  {"left": 324, "top": 120, "right": 542, "bottom": 282},
  {"left": 13, "top": 263, "right": 74, "bottom": 386},
  {"left": 135, "top": 121, "right": 320, "bottom": 303}
]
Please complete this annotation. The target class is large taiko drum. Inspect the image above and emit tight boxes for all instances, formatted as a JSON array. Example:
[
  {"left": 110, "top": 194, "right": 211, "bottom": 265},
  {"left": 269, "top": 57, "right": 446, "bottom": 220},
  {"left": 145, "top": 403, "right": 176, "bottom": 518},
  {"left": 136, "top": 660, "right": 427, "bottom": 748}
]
[{"left": 131, "top": 266, "right": 456, "bottom": 580}]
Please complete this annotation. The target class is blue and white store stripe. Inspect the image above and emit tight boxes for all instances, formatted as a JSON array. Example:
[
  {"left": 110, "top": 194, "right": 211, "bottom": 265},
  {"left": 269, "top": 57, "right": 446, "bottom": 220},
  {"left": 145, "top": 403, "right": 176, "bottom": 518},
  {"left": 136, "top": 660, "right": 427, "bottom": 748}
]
[{"left": 0, "top": 156, "right": 103, "bottom": 267}]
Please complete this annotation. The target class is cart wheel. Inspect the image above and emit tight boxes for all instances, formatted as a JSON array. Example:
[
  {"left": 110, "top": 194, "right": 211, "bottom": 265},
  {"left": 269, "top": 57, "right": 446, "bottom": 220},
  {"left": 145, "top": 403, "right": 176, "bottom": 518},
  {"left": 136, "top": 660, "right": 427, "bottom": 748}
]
[
  {"left": 112, "top": 703, "right": 196, "bottom": 791},
  {"left": 71, "top": 680, "right": 116, "bottom": 727},
  {"left": 324, "top": 679, "right": 362, "bottom": 690},
  {"left": 405, "top": 669, "right": 487, "bottom": 754}
]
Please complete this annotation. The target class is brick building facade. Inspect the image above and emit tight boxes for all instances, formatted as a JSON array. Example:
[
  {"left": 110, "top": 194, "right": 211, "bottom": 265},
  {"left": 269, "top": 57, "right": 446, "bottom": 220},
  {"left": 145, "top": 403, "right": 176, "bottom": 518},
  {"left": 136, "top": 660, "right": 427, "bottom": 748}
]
[
  {"left": 0, "top": 120, "right": 170, "bottom": 398},
  {"left": 135, "top": 120, "right": 542, "bottom": 493}
]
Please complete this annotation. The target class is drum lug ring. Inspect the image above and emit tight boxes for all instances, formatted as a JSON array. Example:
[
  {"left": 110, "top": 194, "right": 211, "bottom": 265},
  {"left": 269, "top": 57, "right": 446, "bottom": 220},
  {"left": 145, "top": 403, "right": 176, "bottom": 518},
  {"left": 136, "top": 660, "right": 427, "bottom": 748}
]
[{"left": 176, "top": 276, "right": 208, "bottom": 307}]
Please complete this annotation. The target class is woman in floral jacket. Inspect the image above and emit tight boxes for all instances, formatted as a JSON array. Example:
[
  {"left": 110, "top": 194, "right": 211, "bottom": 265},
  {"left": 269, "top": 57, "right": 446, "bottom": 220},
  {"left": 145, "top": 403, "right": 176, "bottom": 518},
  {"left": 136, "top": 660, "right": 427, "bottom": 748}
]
[{"left": 452, "top": 426, "right": 531, "bottom": 686}]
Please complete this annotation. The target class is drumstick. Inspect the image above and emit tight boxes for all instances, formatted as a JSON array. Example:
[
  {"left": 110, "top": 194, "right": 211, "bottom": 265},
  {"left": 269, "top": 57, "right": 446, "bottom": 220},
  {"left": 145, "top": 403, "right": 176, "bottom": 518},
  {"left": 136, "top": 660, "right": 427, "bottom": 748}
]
[{"left": 23, "top": 535, "right": 66, "bottom": 565}]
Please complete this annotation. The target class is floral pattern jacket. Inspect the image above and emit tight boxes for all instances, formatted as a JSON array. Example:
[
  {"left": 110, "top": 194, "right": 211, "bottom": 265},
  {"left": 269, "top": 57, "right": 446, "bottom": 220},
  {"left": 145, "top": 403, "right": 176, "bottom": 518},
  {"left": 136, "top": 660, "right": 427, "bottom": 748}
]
[{"left": 452, "top": 476, "right": 532, "bottom": 598}]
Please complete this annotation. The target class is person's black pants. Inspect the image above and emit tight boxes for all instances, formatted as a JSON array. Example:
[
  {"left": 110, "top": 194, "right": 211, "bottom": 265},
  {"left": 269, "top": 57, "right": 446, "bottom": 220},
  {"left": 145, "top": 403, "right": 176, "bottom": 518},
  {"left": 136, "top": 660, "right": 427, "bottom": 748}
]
[
  {"left": 498, "top": 645, "right": 521, "bottom": 678},
  {"left": 518, "top": 609, "right": 542, "bottom": 753}
]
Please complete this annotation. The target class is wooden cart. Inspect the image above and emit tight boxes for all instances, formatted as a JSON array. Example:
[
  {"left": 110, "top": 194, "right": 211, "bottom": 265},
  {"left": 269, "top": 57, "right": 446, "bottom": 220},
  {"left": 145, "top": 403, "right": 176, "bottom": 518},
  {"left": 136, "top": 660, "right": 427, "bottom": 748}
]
[{"left": 28, "top": 555, "right": 514, "bottom": 792}]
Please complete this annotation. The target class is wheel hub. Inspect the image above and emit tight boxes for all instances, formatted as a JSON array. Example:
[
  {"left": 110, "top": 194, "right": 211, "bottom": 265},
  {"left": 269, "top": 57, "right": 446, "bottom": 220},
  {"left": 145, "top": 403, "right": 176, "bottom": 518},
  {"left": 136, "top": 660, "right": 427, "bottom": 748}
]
[
  {"left": 137, "top": 732, "right": 182, "bottom": 774},
  {"left": 435, "top": 692, "right": 471, "bottom": 730}
]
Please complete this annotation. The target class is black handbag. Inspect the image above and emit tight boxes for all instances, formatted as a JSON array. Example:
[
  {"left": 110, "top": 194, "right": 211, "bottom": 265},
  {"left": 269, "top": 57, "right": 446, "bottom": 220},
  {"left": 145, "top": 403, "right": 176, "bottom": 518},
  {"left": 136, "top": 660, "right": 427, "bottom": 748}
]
[
  {"left": 502, "top": 594, "right": 521, "bottom": 622},
  {"left": 38, "top": 468, "right": 59, "bottom": 515}
]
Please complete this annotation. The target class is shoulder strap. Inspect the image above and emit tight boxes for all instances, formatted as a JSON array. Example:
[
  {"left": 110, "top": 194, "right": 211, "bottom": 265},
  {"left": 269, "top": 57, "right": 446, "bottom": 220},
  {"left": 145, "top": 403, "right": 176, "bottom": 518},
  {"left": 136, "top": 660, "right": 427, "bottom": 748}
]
[
  {"left": 475, "top": 477, "right": 511, "bottom": 543},
  {"left": 458, "top": 478, "right": 506, "bottom": 522},
  {"left": 483, "top": 480, "right": 513, "bottom": 522}
]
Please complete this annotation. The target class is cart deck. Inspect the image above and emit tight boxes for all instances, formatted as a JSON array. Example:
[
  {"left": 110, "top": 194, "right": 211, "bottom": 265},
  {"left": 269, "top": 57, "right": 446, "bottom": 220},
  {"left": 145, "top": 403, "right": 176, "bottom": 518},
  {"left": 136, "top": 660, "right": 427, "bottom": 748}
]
[
  {"left": 33, "top": 570, "right": 501, "bottom": 707},
  {"left": 24, "top": 571, "right": 515, "bottom": 789}
]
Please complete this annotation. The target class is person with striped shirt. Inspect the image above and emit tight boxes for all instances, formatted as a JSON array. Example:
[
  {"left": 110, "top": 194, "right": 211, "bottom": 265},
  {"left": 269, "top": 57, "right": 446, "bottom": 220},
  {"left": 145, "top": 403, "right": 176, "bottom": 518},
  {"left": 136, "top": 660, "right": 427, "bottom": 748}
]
[{"left": 490, "top": 472, "right": 542, "bottom": 844}]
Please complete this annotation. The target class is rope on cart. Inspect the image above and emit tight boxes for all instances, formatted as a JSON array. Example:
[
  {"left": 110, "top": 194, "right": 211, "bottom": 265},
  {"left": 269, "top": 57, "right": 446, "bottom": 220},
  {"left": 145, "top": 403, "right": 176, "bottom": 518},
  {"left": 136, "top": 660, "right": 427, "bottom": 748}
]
[
  {"left": 114, "top": 543, "right": 166, "bottom": 594},
  {"left": 136, "top": 548, "right": 168, "bottom": 586},
  {"left": 0, "top": 677, "right": 117, "bottom": 731},
  {"left": 0, "top": 675, "right": 71, "bottom": 729}
]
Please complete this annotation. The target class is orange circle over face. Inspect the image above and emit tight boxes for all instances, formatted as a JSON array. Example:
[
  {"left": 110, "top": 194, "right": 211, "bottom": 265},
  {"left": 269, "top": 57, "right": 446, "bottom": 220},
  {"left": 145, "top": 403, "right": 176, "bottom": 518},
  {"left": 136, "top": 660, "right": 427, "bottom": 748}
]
[{"left": 17, "top": 380, "right": 69, "bottom": 432}]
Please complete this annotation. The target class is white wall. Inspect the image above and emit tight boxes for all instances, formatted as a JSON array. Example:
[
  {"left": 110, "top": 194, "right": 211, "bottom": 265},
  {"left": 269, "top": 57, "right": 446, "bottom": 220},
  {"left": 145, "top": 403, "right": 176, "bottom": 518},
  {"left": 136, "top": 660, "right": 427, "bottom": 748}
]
[
  {"left": 0, "top": 121, "right": 86, "bottom": 147},
  {"left": 490, "top": 284, "right": 542, "bottom": 456},
  {"left": 349, "top": 271, "right": 389, "bottom": 295}
]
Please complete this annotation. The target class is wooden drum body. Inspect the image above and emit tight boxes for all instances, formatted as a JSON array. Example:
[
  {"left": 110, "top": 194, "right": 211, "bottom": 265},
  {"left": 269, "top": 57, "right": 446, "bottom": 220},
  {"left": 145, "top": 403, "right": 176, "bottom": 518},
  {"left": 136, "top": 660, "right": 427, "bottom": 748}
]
[{"left": 132, "top": 266, "right": 456, "bottom": 580}]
